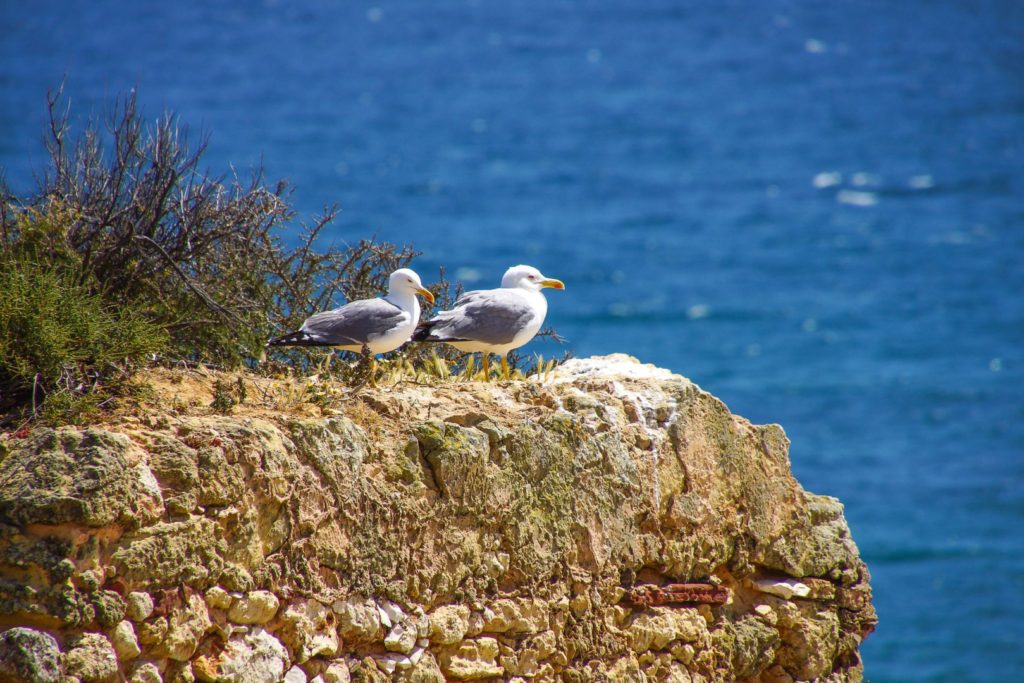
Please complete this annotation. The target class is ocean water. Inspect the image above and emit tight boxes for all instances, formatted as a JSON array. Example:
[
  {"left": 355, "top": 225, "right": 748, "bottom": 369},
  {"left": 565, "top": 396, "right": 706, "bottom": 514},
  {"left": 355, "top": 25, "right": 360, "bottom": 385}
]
[{"left": 2, "top": 1, "right": 1022, "bottom": 679}]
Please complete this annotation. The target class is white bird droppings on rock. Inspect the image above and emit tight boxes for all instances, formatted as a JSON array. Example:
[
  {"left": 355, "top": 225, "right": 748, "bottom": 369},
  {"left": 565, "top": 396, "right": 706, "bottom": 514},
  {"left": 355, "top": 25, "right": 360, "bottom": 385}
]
[{"left": 547, "top": 354, "right": 683, "bottom": 385}]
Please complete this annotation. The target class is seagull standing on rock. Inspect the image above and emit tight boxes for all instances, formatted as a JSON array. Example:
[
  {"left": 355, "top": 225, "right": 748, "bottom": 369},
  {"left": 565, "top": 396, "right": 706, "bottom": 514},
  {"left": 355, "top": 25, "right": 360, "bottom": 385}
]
[
  {"left": 267, "top": 268, "right": 435, "bottom": 355},
  {"left": 413, "top": 264, "right": 565, "bottom": 379}
]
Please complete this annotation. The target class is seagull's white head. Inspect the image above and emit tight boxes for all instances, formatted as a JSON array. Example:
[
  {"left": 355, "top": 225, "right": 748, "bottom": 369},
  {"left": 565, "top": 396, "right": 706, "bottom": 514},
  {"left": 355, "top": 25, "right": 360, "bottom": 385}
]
[
  {"left": 500, "top": 265, "right": 566, "bottom": 292},
  {"left": 388, "top": 268, "right": 435, "bottom": 304}
]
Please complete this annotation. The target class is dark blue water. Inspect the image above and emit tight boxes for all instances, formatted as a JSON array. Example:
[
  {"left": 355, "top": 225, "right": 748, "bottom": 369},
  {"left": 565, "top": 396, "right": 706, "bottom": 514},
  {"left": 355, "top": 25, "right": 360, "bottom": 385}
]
[{"left": 2, "top": 1, "right": 1022, "bottom": 679}]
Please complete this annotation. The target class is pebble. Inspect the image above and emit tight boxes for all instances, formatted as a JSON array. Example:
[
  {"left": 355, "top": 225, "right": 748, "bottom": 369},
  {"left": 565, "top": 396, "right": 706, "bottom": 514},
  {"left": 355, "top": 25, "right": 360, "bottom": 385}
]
[{"left": 754, "top": 578, "right": 811, "bottom": 600}]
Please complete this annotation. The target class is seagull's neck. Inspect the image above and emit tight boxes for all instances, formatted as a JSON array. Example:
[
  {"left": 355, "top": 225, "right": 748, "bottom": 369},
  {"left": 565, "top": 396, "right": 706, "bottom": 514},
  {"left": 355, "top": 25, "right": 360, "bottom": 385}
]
[
  {"left": 385, "top": 291, "right": 420, "bottom": 317},
  {"left": 513, "top": 286, "right": 548, "bottom": 313}
]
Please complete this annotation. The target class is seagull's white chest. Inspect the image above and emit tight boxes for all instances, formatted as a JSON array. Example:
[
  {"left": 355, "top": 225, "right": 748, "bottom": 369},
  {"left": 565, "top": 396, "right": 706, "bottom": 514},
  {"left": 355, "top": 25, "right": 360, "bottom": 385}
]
[
  {"left": 366, "top": 295, "right": 420, "bottom": 354},
  {"left": 508, "top": 290, "right": 547, "bottom": 347}
]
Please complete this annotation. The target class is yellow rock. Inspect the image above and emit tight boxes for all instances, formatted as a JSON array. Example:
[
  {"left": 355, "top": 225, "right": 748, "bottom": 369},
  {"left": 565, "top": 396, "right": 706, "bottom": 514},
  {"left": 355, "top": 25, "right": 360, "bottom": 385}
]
[
  {"left": 439, "top": 637, "right": 503, "bottom": 680},
  {"left": 429, "top": 605, "right": 470, "bottom": 645}
]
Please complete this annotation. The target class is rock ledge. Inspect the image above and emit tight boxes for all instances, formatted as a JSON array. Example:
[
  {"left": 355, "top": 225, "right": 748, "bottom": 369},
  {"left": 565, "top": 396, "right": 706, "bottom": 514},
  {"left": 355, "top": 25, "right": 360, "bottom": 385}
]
[{"left": 0, "top": 355, "right": 875, "bottom": 682}]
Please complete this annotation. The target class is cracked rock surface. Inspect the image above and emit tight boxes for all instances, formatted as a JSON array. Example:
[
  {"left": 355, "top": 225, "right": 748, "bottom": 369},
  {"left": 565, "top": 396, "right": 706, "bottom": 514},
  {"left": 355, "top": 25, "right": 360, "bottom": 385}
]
[{"left": 0, "top": 354, "right": 875, "bottom": 682}]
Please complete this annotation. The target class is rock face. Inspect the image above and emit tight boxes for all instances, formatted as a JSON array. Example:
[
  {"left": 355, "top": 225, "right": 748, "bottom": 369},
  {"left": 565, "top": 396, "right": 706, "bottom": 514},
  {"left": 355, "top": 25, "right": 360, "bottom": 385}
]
[{"left": 0, "top": 355, "right": 875, "bottom": 681}]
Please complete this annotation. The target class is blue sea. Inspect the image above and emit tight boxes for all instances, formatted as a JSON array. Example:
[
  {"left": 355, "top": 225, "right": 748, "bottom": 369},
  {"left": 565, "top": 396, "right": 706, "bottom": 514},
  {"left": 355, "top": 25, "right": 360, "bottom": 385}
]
[{"left": 2, "top": 1, "right": 1022, "bottom": 679}]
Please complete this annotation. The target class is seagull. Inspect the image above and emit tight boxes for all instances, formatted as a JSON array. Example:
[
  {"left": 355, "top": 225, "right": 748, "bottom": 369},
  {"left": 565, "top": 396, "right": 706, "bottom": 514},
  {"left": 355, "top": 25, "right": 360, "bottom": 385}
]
[
  {"left": 267, "top": 268, "right": 435, "bottom": 355},
  {"left": 412, "top": 264, "right": 565, "bottom": 379}
]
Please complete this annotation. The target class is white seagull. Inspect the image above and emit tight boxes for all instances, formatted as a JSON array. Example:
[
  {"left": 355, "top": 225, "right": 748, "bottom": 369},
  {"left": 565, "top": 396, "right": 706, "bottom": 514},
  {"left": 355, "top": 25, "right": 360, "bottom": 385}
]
[
  {"left": 268, "top": 268, "right": 435, "bottom": 354},
  {"left": 413, "top": 264, "right": 565, "bottom": 378}
]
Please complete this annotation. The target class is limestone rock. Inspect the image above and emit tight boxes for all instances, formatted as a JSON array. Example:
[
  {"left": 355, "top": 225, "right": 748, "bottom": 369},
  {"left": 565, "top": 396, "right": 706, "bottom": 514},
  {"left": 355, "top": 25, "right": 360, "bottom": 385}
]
[
  {"left": 378, "top": 600, "right": 405, "bottom": 627},
  {"left": 322, "top": 660, "right": 350, "bottom": 683},
  {"left": 429, "top": 605, "right": 470, "bottom": 645},
  {"left": 0, "top": 627, "right": 61, "bottom": 683},
  {"left": 111, "top": 620, "right": 142, "bottom": 660},
  {"left": 62, "top": 633, "right": 118, "bottom": 682},
  {"left": 482, "top": 598, "right": 547, "bottom": 634},
  {"left": 332, "top": 597, "right": 382, "bottom": 643},
  {"left": 408, "top": 652, "right": 445, "bottom": 683},
  {"left": 776, "top": 607, "right": 842, "bottom": 680},
  {"left": 506, "top": 630, "right": 557, "bottom": 677},
  {"left": 373, "top": 652, "right": 412, "bottom": 674},
  {"left": 128, "top": 661, "right": 163, "bottom": 683},
  {"left": 136, "top": 618, "right": 168, "bottom": 648},
  {"left": 112, "top": 518, "right": 226, "bottom": 588},
  {"left": 152, "top": 594, "right": 212, "bottom": 662},
  {"left": 755, "top": 578, "right": 812, "bottom": 600},
  {"left": 713, "top": 616, "right": 781, "bottom": 680},
  {"left": 439, "top": 637, "right": 503, "bottom": 680},
  {"left": 0, "top": 356, "right": 873, "bottom": 682},
  {"left": 228, "top": 590, "right": 279, "bottom": 625},
  {"left": 384, "top": 620, "right": 417, "bottom": 654},
  {"left": 279, "top": 599, "right": 338, "bottom": 662},
  {"left": 0, "top": 429, "right": 162, "bottom": 528},
  {"left": 284, "top": 665, "right": 307, "bottom": 683},
  {"left": 126, "top": 592, "right": 155, "bottom": 622},
  {"left": 626, "top": 608, "right": 707, "bottom": 652},
  {"left": 204, "top": 587, "right": 233, "bottom": 610},
  {"left": 606, "top": 653, "right": 646, "bottom": 683},
  {"left": 211, "top": 628, "right": 289, "bottom": 683}
]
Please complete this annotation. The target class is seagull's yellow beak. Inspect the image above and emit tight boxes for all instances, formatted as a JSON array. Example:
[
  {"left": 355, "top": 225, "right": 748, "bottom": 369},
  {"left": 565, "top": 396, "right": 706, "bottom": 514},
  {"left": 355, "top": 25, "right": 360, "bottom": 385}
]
[
  {"left": 540, "top": 278, "right": 565, "bottom": 290},
  {"left": 415, "top": 287, "right": 436, "bottom": 305}
]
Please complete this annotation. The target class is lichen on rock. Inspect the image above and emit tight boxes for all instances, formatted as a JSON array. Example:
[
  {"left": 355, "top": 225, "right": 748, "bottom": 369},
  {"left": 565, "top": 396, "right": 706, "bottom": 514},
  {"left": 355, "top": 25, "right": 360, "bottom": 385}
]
[{"left": 0, "top": 355, "right": 874, "bottom": 681}]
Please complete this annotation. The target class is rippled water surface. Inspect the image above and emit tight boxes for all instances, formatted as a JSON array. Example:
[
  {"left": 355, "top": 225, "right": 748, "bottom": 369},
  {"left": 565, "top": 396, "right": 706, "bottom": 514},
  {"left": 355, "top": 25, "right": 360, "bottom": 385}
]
[{"left": 2, "top": 1, "right": 1022, "bottom": 679}]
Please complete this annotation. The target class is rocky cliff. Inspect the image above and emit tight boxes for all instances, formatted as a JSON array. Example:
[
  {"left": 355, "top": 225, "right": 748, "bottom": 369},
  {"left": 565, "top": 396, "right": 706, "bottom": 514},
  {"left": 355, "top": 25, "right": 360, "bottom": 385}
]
[{"left": 0, "top": 355, "right": 875, "bottom": 683}]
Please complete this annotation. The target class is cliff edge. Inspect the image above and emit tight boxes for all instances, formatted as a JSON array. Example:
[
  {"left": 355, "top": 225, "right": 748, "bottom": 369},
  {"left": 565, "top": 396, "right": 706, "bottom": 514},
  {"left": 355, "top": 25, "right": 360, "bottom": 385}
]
[{"left": 0, "top": 355, "right": 875, "bottom": 683}]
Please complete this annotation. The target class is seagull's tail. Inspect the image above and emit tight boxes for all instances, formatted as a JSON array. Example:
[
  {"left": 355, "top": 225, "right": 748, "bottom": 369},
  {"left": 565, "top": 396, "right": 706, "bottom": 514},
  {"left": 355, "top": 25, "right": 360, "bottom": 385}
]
[{"left": 266, "top": 330, "right": 325, "bottom": 347}]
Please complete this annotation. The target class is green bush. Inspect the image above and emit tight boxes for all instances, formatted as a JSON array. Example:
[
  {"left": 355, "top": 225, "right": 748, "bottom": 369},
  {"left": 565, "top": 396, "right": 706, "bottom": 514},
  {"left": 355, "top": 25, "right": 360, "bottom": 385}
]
[
  {"left": 0, "top": 87, "right": 561, "bottom": 423},
  {"left": 0, "top": 246, "right": 166, "bottom": 417}
]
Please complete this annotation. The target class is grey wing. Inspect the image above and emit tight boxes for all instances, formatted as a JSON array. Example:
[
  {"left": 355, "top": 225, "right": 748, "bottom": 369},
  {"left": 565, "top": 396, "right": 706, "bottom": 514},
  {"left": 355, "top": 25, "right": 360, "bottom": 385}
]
[
  {"left": 300, "top": 298, "right": 405, "bottom": 345},
  {"left": 430, "top": 290, "right": 536, "bottom": 345}
]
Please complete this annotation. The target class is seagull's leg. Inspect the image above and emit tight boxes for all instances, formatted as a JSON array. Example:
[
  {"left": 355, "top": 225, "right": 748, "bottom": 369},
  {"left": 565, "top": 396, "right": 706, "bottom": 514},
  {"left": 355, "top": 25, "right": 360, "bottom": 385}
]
[
  {"left": 501, "top": 355, "right": 512, "bottom": 380},
  {"left": 482, "top": 353, "right": 491, "bottom": 381},
  {"left": 360, "top": 345, "right": 377, "bottom": 387}
]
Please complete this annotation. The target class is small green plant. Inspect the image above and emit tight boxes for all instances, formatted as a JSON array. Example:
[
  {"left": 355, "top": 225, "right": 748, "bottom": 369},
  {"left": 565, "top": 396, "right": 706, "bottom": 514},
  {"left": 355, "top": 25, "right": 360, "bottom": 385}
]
[
  {"left": 0, "top": 244, "right": 167, "bottom": 417},
  {"left": 210, "top": 380, "right": 236, "bottom": 414}
]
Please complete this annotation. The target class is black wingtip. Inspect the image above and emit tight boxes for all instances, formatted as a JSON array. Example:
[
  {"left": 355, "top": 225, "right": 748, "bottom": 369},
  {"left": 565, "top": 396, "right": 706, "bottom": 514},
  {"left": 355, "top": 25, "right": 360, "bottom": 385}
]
[
  {"left": 411, "top": 321, "right": 436, "bottom": 342},
  {"left": 267, "top": 331, "right": 323, "bottom": 347}
]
